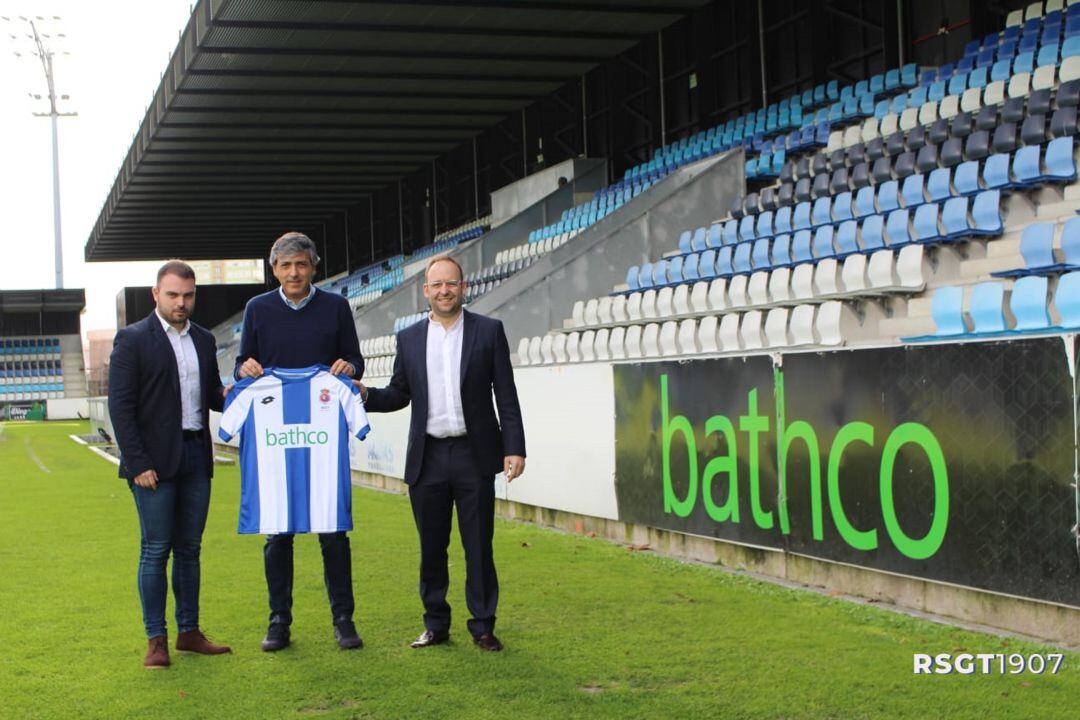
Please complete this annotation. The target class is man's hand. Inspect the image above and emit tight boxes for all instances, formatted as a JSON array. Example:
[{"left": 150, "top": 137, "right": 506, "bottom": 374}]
[
  {"left": 504, "top": 455, "right": 525, "bottom": 483},
  {"left": 330, "top": 359, "right": 355, "bottom": 377},
  {"left": 353, "top": 380, "right": 368, "bottom": 402},
  {"left": 134, "top": 469, "right": 159, "bottom": 490},
  {"left": 238, "top": 358, "right": 264, "bottom": 379}
]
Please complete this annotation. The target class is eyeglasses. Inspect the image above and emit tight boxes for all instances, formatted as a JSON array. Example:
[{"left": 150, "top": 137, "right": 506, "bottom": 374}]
[{"left": 426, "top": 280, "right": 461, "bottom": 290}]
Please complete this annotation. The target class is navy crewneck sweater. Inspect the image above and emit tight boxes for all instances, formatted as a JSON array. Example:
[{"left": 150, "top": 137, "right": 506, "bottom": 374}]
[{"left": 233, "top": 288, "right": 364, "bottom": 379}]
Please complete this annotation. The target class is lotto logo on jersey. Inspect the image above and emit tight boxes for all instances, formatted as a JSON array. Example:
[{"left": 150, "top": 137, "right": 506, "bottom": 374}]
[{"left": 265, "top": 426, "right": 330, "bottom": 447}]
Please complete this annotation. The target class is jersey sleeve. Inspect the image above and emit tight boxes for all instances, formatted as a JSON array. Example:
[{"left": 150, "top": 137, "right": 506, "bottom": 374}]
[
  {"left": 218, "top": 377, "right": 257, "bottom": 442},
  {"left": 333, "top": 374, "right": 371, "bottom": 440}
]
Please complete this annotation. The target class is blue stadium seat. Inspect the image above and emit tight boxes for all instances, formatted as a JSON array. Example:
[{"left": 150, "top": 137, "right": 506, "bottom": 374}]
[
  {"left": 913, "top": 203, "right": 943, "bottom": 243},
  {"left": 854, "top": 186, "right": 877, "bottom": 218},
  {"left": 927, "top": 167, "right": 954, "bottom": 202},
  {"left": 1045, "top": 137, "right": 1078, "bottom": 181},
  {"left": 931, "top": 286, "right": 968, "bottom": 336},
  {"left": 811, "top": 197, "right": 833, "bottom": 227},
  {"left": 707, "top": 224, "right": 723, "bottom": 249},
  {"left": 812, "top": 225, "right": 836, "bottom": 259},
  {"left": 739, "top": 215, "right": 757, "bottom": 242},
  {"left": 626, "top": 266, "right": 640, "bottom": 289},
  {"left": 652, "top": 260, "right": 670, "bottom": 287},
  {"left": 861, "top": 214, "right": 886, "bottom": 251},
  {"left": 886, "top": 209, "right": 912, "bottom": 246},
  {"left": 971, "top": 190, "right": 1004, "bottom": 235},
  {"left": 969, "top": 282, "right": 1008, "bottom": 333},
  {"left": 698, "top": 249, "right": 717, "bottom": 278},
  {"left": 1012, "top": 275, "right": 1053, "bottom": 330},
  {"left": 954, "top": 160, "right": 983, "bottom": 196},
  {"left": 793, "top": 202, "right": 812, "bottom": 231},
  {"left": 901, "top": 174, "right": 927, "bottom": 207},
  {"left": 1056, "top": 271, "right": 1080, "bottom": 327},
  {"left": 677, "top": 230, "right": 693, "bottom": 255},
  {"left": 723, "top": 220, "right": 739, "bottom": 245},
  {"left": 991, "top": 58, "right": 1013, "bottom": 82},
  {"left": 792, "top": 230, "right": 814, "bottom": 264},
  {"left": 752, "top": 238, "right": 772, "bottom": 270},
  {"left": 833, "top": 191, "right": 854, "bottom": 221},
  {"left": 638, "top": 262, "right": 654, "bottom": 288},
  {"left": 772, "top": 234, "right": 793, "bottom": 267},
  {"left": 733, "top": 242, "right": 753, "bottom": 274},
  {"left": 690, "top": 227, "right": 708, "bottom": 252},
  {"left": 774, "top": 206, "right": 792, "bottom": 235},
  {"left": 756, "top": 211, "right": 775, "bottom": 239},
  {"left": 878, "top": 180, "right": 901, "bottom": 213},
  {"left": 983, "top": 152, "right": 1019, "bottom": 190}
]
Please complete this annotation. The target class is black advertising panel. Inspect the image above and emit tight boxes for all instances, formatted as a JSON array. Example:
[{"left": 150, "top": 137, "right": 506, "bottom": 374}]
[{"left": 613, "top": 337, "right": 1080, "bottom": 608}]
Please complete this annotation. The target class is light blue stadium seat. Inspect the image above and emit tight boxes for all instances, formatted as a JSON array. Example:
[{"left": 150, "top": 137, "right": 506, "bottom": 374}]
[
  {"left": 954, "top": 161, "right": 983, "bottom": 195},
  {"left": 854, "top": 186, "right": 877, "bottom": 218},
  {"left": 1064, "top": 34, "right": 1080, "bottom": 58},
  {"left": 1012, "top": 275, "right": 1053, "bottom": 330},
  {"left": 983, "top": 152, "right": 1018, "bottom": 190},
  {"left": 927, "top": 167, "right": 954, "bottom": 202},
  {"left": 733, "top": 242, "right": 753, "bottom": 274},
  {"left": 931, "top": 286, "right": 969, "bottom": 336},
  {"left": 901, "top": 174, "right": 927, "bottom": 207},
  {"left": 707, "top": 223, "right": 723, "bottom": 249},
  {"left": 890, "top": 93, "right": 908, "bottom": 114},
  {"left": 833, "top": 191, "right": 854, "bottom": 221},
  {"left": 722, "top": 219, "right": 739, "bottom": 245},
  {"left": 756, "top": 210, "right": 775, "bottom": 239},
  {"left": 698, "top": 249, "right": 717, "bottom": 278},
  {"left": 1045, "top": 137, "right": 1077, "bottom": 181},
  {"left": 861, "top": 214, "right": 885, "bottom": 250},
  {"left": 739, "top": 215, "right": 757, "bottom": 242},
  {"left": 1056, "top": 271, "right": 1080, "bottom": 326},
  {"left": 793, "top": 202, "right": 812, "bottom": 231},
  {"left": 947, "top": 72, "right": 968, "bottom": 96},
  {"left": 666, "top": 256, "right": 685, "bottom": 285},
  {"left": 626, "top": 266, "right": 640, "bottom": 290},
  {"left": 812, "top": 197, "right": 833, "bottom": 227},
  {"left": 913, "top": 203, "right": 942, "bottom": 243},
  {"left": 638, "top": 262, "right": 654, "bottom": 288},
  {"left": 715, "top": 246, "right": 735, "bottom": 276},
  {"left": 1037, "top": 43, "right": 1060, "bottom": 67},
  {"left": 969, "top": 282, "right": 1009, "bottom": 333},
  {"left": 775, "top": 206, "right": 793, "bottom": 234},
  {"left": 677, "top": 230, "right": 693, "bottom": 254},
  {"left": 1014, "top": 51, "right": 1035, "bottom": 74},
  {"left": 652, "top": 260, "right": 669, "bottom": 287},
  {"left": 886, "top": 209, "right": 912, "bottom": 246},
  {"left": 901, "top": 63, "right": 918, "bottom": 87},
  {"left": 909, "top": 86, "right": 929, "bottom": 107},
  {"left": 991, "top": 58, "right": 1013, "bottom": 82},
  {"left": 813, "top": 225, "right": 836, "bottom": 258},
  {"left": 875, "top": 180, "right": 899, "bottom": 213},
  {"left": 835, "top": 220, "right": 860, "bottom": 255},
  {"left": 885, "top": 68, "right": 900, "bottom": 90},
  {"left": 929, "top": 81, "right": 947, "bottom": 102},
  {"left": 972, "top": 190, "right": 1004, "bottom": 235},
  {"left": 691, "top": 227, "right": 708, "bottom": 252},
  {"left": 772, "top": 234, "right": 793, "bottom": 267},
  {"left": 1063, "top": 217, "right": 1080, "bottom": 265},
  {"left": 969, "top": 66, "right": 989, "bottom": 88},
  {"left": 752, "top": 238, "right": 772, "bottom": 269},
  {"left": 792, "top": 230, "right": 814, "bottom": 264}
]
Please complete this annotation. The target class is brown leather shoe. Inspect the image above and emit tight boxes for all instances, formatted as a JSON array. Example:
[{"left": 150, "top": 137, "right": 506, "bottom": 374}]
[
  {"left": 473, "top": 632, "right": 503, "bottom": 652},
  {"left": 410, "top": 629, "right": 450, "bottom": 648},
  {"left": 144, "top": 635, "right": 170, "bottom": 669},
  {"left": 176, "top": 630, "right": 231, "bottom": 655}
]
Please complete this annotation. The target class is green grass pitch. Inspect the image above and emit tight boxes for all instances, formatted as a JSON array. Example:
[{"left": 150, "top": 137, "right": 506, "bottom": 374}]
[{"left": 1, "top": 420, "right": 1077, "bottom": 719}]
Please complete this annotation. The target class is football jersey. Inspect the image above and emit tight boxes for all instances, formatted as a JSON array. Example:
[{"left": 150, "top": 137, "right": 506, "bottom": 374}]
[{"left": 218, "top": 365, "right": 370, "bottom": 534}]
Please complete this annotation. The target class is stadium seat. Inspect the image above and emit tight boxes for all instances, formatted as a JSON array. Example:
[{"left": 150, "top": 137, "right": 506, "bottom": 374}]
[
  {"left": 930, "top": 286, "right": 969, "bottom": 336},
  {"left": 969, "top": 282, "right": 1009, "bottom": 333}
]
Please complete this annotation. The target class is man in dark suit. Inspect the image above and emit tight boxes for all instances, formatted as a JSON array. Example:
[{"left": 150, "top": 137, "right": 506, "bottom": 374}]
[
  {"left": 360, "top": 256, "right": 526, "bottom": 652},
  {"left": 108, "top": 260, "right": 231, "bottom": 669}
]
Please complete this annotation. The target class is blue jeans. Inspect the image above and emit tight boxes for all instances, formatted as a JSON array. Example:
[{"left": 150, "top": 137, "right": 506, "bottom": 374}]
[{"left": 129, "top": 437, "right": 211, "bottom": 639}]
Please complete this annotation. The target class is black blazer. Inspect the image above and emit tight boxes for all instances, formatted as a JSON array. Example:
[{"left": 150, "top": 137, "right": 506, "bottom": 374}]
[
  {"left": 108, "top": 312, "right": 225, "bottom": 480},
  {"left": 364, "top": 309, "right": 526, "bottom": 485}
]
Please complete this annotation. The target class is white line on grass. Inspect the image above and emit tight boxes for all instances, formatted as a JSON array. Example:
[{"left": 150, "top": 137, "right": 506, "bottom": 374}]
[
  {"left": 23, "top": 437, "right": 50, "bottom": 474},
  {"left": 69, "top": 434, "right": 88, "bottom": 445},
  {"left": 88, "top": 445, "right": 120, "bottom": 466}
]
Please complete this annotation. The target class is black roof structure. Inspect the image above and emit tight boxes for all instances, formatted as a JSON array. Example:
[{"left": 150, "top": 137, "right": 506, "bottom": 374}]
[{"left": 85, "top": 0, "right": 707, "bottom": 262}]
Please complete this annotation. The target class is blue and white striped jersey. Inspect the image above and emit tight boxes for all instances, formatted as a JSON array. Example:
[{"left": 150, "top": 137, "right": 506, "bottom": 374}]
[{"left": 218, "top": 365, "right": 370, "bottom": 534}]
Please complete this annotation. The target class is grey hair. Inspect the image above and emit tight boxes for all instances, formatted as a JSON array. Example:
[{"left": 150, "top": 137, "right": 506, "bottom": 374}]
[{"left": 269, "top": 231, "right": 320, "bottom": 266}]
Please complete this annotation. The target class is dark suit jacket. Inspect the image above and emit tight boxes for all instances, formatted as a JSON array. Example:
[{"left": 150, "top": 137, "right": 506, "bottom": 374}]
[
  {"left": 108, "top": 312, "right": 225, "bottom": 480},
  {"left": 364, "top": 309, "right": 526, "bottom": 485}
]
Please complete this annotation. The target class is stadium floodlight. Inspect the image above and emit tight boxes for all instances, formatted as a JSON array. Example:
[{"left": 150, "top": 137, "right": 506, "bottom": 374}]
[{"left": 1, "top": 13, "right": 76, "bottom": 290}]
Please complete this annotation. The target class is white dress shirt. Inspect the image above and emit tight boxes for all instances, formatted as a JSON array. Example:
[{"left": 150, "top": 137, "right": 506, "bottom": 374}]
[
  {"left": 425, "top": 312, "right": 467, "bottom": 438},
  {"left": 156, "top": 311, "right": 203, "bottom": 431},
  {"left": 279, "top": 284, "right": 316, "bottom": 310}
]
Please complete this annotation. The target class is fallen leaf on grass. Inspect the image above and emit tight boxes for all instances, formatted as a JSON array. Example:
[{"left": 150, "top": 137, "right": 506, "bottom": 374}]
[
  {"left": 586, "top": 531, "right": 596, "bottom": 538},
  {"left": 580, "top": 684, "right": 604, "bottom": 694},
  {"left": 521, "top": 542, "right": 531, "bottom": 548},
  {"left": 179, "top": 691, "right": 187, "bottom": 699}
]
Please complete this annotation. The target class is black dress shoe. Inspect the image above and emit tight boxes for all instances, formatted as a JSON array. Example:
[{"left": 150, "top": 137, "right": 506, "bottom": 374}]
[
  {"left": 261, "top": 623, "right": 290, "bottom": 652},
  {"left": 333, "top": 620, "right": 363, "bottom": 650},
  {"left": 410, "top": 629, "right": 450, "bottom": 648},
  {"left": 473, "top": 632, "right": 503, "bottom": 652}
]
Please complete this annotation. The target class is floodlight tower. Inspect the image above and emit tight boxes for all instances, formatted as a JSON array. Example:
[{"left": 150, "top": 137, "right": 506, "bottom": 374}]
[{"left": 4, "top": 14, "right": 76, "bottom": 289}]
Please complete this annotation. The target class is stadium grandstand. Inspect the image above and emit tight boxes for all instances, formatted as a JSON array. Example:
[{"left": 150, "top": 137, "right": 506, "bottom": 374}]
[
  {"left": 84, "top": 0, "right": 1080, "bottom": 650},
  {"left": 0, "top": 289, "right": 88, "bottom": 420}
]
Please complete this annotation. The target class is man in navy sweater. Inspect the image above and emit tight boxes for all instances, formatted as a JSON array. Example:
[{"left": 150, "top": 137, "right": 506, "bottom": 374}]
[{"left": 234, "top": 232, "right": 366, "bottom": 652}]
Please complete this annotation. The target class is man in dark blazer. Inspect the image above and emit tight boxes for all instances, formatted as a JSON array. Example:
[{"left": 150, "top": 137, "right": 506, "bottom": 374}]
[
  {"left": 360, "top": 256, "right": 525, "bottom": 652},
  {"left": 108, "top": 260, "right": 231, "bottom": 669}
]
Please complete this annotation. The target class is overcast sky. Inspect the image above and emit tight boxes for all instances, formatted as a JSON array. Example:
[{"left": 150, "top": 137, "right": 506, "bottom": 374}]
[{"left": 0, "top": 0, "right": 201, "bottom": 335}]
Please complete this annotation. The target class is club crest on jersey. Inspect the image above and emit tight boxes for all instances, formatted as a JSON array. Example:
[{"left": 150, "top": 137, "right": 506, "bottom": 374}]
[{"left": 319, "top": 388, "right": 331, "bottom": 404}]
